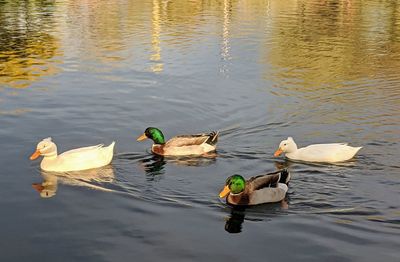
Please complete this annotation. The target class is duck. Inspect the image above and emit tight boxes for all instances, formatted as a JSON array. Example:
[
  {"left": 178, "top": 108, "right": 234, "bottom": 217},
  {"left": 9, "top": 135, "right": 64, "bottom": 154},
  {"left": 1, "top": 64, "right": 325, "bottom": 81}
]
[
  {"left": 219, "top": 169, "right": 290, "bottom": 206},
  {"left": 30, "top": 137, "right": 115, "bottom": 172},
  {"left": 137, "top": 127, "right": 219, "bottom": 156},
  {"left": 274, "top": 137, "right": 362, "bottom": 163}
]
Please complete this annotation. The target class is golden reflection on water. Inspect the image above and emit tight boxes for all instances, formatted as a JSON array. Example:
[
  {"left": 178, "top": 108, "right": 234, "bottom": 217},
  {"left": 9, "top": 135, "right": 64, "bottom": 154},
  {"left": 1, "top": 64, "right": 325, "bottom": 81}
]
[
  {"left": 264, "top": 0, "right": 400, "bottom": 90},
  {"left": 260, "top": 0, "right": 400, "bottom": 130},
  {"left": 220, "top": 0, "right": 232, "bottom": 75},
  {"left": 60, "top": 0, "right": 144, "bottom": 64},
  {"left": 150, "top": 0, "right": 163, "bottom": 73},
  {"left": 1, "top": 0, "right": 399, "bottom": 91},
  {"left": 0, "top": 1, "right": 61, "bottom": 88}
]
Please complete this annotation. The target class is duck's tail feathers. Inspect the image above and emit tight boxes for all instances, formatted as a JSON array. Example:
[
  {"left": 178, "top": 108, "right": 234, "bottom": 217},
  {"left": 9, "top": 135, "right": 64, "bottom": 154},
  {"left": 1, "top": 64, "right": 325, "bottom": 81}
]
[
  {"left": 205, "top": 131, "right": 219, "bottom": 146},
  {"left": 105, "top": 141, "right": 115, "bottom": 164},
  {"left": 278, "top": 169, "right": 291, "bottom": 185},
  {"left": 108, "top": 141, "right": 116, "bottom": 151},
  {"left": 353, "top": 146, "right": 362, "bottom": 155}
]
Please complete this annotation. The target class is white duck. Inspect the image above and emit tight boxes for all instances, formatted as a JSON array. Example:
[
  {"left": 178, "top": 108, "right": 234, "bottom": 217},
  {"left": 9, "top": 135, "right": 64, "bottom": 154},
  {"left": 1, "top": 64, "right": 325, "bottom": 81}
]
[
  {"left": 274, "top": 137, "right": 362, "bottom": 163},
  {"left": 30, "top": 137, "right": 115, "bottom": 172}
]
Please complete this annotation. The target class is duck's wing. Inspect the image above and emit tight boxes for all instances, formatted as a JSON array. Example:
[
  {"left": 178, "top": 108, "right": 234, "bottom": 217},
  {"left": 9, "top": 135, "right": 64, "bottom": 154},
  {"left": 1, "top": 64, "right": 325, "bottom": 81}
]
[
  {"left": 249, "top": 183, "right": 288, "bottom": 205},
  {"left": 248, "top": 172, "right": 281, "bottom": 190},
  {"left": 61, "top": 144, "right": 104, "bottom": 155},
  {"left": 248, "top": 170, "right": 290, "bottom": 190},
  {"left": 166, "top": 131, "right": 218, "bottom": 147},
  {"left": 305, "top": 143, "right": 348, "bottom": 151},
  {"left": 301, "top": 143, "right": 354, "bottom": 159},
  {"left": 58, "top": 144, "right": 109, "bottom": 164}
]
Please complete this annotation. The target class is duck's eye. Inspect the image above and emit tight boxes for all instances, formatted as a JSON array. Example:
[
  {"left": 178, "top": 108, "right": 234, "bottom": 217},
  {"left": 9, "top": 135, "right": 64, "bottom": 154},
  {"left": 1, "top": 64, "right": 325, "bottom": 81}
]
[{"left": 283, "top": 143, "right": 287, "bottom": 146}]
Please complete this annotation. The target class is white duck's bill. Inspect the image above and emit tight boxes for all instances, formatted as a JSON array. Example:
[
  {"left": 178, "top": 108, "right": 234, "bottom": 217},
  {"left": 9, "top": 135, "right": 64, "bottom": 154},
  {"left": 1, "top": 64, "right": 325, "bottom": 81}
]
[
  {"left": 274, "top": 148, "right": 283, "bottom": 157},
  {"left": 30, "top": 149, "right": 41, "bottom": 160}
]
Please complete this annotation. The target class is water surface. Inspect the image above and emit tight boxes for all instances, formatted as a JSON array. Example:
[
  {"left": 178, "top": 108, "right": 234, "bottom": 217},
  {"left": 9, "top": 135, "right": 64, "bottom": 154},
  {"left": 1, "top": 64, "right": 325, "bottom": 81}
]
[{"left": 1, "top": 0, "right": 399, "bottom": 261}]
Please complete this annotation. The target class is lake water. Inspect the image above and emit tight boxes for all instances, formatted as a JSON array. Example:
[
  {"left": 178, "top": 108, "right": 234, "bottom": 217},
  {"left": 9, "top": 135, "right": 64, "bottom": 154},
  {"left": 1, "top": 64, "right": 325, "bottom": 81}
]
[{"left": 1, "top": 0, "right": 399, "bottom": 261}]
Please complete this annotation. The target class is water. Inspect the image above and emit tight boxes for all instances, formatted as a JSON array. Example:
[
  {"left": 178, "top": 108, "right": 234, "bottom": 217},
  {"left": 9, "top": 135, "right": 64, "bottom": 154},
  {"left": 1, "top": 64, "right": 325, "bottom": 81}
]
[{"left": 1, "top": 0, "right": 399, "bottom": 261}]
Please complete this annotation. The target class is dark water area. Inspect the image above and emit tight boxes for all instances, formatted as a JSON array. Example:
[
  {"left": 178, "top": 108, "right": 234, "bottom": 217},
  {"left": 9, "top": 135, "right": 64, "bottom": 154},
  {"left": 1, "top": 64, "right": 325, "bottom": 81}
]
[{"left": 1, "top": 0, "right": 399, "bottom": 261}]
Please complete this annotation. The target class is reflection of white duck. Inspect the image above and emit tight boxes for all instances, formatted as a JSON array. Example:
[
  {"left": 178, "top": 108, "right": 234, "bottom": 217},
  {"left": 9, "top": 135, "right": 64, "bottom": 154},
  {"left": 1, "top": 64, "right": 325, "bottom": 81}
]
[
  {"left": 274, "top": 137, "right": 362, "bottom": 163},
  {"left": 30, "top": 137, "right": 115, "bottom": 172},
  {"left": 32, "top": 173, "right": 58, "bottom": 198},
  {"left": 32, "top": 167, "right": 115, "bottom": 198}
]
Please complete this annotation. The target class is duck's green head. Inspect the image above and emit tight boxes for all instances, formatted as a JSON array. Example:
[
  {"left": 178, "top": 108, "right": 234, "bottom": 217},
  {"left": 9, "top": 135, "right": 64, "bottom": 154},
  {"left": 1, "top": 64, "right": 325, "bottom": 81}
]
[
  {"left": 137, "top": 127, "right": 165, "bottom": 144},
  {"left": 219, "top": 175, "right": 246, "bottom": 198}
]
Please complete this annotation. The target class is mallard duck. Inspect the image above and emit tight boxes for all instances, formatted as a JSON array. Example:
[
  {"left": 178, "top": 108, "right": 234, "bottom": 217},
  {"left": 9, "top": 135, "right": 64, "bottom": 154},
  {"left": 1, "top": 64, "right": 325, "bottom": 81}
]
[
  {"left": 137, "top": 127, "right": 219, "bottom": 156},
  {"left": 30, "top": 137, "right": 115, "bottom": 172},
  {"left": 274, "top": 137, "right": 362, "bottom": 163},
  {"left": 219, "top": 169, "right": 290, "bottom": 206}
]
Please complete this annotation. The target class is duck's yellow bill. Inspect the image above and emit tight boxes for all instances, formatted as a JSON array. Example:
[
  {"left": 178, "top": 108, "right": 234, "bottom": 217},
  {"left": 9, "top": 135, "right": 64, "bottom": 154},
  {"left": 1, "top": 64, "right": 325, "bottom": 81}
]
[
  {"left": 274, "top": 148, "right": 283, "bottom": 157},
  {"left": 137, "top": 133, "right": 148, "bottom": 141},
  {"left": 30, "top": 150, "right": 41, "bottom": 160},
  {"left": 219, "top": 185, "right": 230, "bottom": 198}
]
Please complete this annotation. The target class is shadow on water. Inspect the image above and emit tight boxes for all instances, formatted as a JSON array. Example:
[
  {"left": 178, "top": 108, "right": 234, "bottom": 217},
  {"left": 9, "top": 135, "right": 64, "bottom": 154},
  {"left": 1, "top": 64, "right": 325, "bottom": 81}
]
[
  {"left": 224, "top": 206, "right": 246, "bottom": 234},
  {"left": 139, "top": 153, "right": 218, "bottom": 179},
  {"left": 32, "top": 165, "right": 115, "bottom": 198},
  {"left": 119, "top": 151, "right": 217, "bottom": 176},
  {"left": 224, "top": 199, "right": 290, "bottom": 234},
  {"left": 166, "top": 153, "right": 218, "bottom": 167},
  {"left": 105, "top": 151, "right": 221, "bottom": 206},
  {"left": 139, "top": 154, "right": 167, "bottom": 177},
  {"left": 274, "top": 157, "right": 360, "bottom": 169}
]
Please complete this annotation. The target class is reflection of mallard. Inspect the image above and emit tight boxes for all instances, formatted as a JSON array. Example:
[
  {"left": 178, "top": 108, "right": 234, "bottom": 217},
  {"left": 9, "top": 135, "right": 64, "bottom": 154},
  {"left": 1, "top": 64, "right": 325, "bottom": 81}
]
[
  {"left": 137, "top": 127, "right": 219, "bottom": 156},
  {"left": 139, "top": 153, "right": 217, "bottom": 178},
  {"left": 141, "top": 155, "right": 166, "bottom": 176},
  {"left": 219, "top": 170, "right": 290, "bottom": 206},
  {"left": 32, "top": 167, "right": 115, "bottom": 198},
  {"left": 225, "top": 207, "right": 246, "bottom": 233},
  {"left": 168, "top": 153, "right": 217, "bottom": 167}
]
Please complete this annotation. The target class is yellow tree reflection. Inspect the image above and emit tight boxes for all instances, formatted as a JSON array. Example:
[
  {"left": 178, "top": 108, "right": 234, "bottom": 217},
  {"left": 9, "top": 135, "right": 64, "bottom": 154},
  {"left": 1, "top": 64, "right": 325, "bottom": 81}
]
[
  {"left": 150, "top": 0, "right": 163, "bottom": 73},
  {"left": 220, "top": 0, "right": 232, "bottom": 75},
  {"left": 264, "top": 0, "right": 400, "bottom": 92},
  {"left": 0, "top": 0, "right": 61, "bottom": 88}
]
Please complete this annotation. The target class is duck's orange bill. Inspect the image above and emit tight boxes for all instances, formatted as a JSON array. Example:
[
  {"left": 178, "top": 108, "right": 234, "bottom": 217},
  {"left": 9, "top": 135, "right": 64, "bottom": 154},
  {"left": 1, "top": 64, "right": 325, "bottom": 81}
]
[
  {"left": 30, "top": 150, "right": 41, "bottom": 160},
  {"left": 274, "top": 148, "right": 283, "bottom": 157},
  {"left": 137, "top": 133, "right": 148, "bottom": 141},
  {"left": 32, "top": 183, "right": 44, "bottom": 192},
  {"left": 219, "top": 185, "right": 230, "bottom": 198}
]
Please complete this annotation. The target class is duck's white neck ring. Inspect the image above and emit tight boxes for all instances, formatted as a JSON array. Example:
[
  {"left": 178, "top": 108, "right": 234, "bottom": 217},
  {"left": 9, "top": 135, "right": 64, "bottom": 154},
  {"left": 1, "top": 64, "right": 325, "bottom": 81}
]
[{"left": 229, "top": 192, "right": 244, "bottom": 197}]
